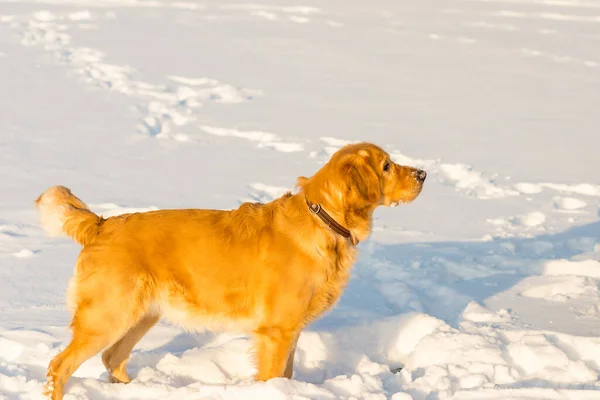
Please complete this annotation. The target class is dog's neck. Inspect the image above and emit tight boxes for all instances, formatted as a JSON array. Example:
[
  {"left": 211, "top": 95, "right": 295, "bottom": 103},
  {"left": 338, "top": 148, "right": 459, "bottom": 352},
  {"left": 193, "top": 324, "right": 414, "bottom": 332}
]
[
  {"left": 306, "top": 198, "right": 358, "bottom": 245},
  {"left": 300, "top": 188, "right": 375, "bottom": 245}
]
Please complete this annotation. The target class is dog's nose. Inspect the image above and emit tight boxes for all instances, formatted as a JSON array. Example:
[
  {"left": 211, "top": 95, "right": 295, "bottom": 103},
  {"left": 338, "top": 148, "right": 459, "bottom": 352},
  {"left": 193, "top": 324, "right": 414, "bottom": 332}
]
[{"left": 414, "top": 169, "right": 427, "bottom": 182}]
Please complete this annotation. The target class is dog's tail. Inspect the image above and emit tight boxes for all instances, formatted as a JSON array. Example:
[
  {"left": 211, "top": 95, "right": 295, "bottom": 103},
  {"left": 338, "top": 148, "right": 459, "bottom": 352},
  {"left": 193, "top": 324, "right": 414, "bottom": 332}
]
[{"left": 35, "top": 185, "right": 103, "bottom": 246}]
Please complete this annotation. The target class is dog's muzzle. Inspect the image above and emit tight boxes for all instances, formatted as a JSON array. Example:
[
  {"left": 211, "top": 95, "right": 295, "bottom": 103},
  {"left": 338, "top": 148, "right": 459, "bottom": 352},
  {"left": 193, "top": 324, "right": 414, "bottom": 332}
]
[{"left": 413, "top": 169, "right": 427, "bottom": 183}]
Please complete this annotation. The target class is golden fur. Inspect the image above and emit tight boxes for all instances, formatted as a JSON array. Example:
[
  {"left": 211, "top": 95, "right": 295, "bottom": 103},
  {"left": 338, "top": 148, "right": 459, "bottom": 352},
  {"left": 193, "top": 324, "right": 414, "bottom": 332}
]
[{"left": 35, "top": 142, "right": 426, "bottom": 399}]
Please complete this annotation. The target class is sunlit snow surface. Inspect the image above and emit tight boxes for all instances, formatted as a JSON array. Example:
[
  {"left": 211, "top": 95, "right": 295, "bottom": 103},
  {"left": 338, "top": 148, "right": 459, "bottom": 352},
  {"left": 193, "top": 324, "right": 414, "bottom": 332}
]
[{"left": 1, "top": 0, "right": 599, "bottom": 398}]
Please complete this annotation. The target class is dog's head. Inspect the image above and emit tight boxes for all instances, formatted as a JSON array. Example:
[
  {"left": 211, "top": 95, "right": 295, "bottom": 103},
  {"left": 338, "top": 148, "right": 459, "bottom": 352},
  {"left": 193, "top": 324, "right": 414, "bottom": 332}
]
[{"left": 298, "top": 142, "right": 426, "bottom": 211}]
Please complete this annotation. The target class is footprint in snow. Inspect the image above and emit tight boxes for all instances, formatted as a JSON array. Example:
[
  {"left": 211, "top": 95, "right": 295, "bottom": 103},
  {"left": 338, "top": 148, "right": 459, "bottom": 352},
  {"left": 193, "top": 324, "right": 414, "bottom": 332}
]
[
  {"left": 486, "top": 211, "right": 547, "bottom": 236},
  {"left": 241, "top": 183, "right": 291, "bottom": 204},
  {"left": 514, "top": 211, "right": 547, "bottom": 227},
  {"left": 514, "top": 182, "right": 600, "bottom": 196},
  {"left": 553, "top": 196, "right": 587, "bottom": 212},
  {"left": 200, "top": 125, "right": 303, "bottom": 153},
  {"left": 13, "top": 249, "right": 38, "bottom": 258}
]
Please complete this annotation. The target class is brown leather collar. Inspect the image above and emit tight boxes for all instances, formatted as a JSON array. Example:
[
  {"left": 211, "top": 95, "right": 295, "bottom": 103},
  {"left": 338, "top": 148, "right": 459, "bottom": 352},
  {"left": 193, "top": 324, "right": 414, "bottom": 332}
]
[{"left": 306, "top": 198, "right": 359, "bottom": 246}]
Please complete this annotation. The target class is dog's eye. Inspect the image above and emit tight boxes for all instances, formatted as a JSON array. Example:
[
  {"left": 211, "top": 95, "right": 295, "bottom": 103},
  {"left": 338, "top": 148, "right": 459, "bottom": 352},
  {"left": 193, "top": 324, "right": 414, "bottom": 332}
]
[{"left": 383, "top": 161, "right": 391, "bottom": 172}]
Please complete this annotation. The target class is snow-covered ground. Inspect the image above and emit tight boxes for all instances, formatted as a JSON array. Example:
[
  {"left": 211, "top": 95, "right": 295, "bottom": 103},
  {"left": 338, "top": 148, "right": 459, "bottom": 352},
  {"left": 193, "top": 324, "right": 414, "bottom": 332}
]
[{"left": 1, "top": 0, "right": 599, "bottom": 398}]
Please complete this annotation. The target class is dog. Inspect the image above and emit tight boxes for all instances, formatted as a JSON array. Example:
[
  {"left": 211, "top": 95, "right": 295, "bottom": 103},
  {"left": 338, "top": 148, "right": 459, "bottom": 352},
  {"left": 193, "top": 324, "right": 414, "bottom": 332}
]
[{"left": 35, "top": 142, "right": 426, "bottom": 399}]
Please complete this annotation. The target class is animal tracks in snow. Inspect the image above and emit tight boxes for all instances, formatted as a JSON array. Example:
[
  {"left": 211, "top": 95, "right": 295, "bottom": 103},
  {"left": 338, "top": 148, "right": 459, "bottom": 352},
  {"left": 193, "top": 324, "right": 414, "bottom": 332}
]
[
  {"left": 398, "top": 3, "right": 600, "bottom": 71},
  {"left": 200, "top": 126, "right": 303, "bottom": 153},
  {"left": 2, "top": 10, "right": 263, "bottom": 142},
  {"left": 553, "top": 197, "right": 587, "bottom": 212},
  {"left": 167, "top": 76, "right": 262, "bottom": 104},
  {"left": 515, "top": 182, "right": 600, "bottom": 197},
  {"left": 491, "top": 10, "right": 600, "bottom": 24},
  {"left": 486, "top": 211, "right": 548, "bottom": 236},
  {"left": 218, "top": 4, "right": 343, "bottom": 27},
  {"left": 132, "top": 77, "right": 262, "bottom": 141},
  {"left": 520, "top": 47, "right": 598, "bottom": 69},
  {"left": 3, "top": 7, "right": 338, "bottom": 147}
]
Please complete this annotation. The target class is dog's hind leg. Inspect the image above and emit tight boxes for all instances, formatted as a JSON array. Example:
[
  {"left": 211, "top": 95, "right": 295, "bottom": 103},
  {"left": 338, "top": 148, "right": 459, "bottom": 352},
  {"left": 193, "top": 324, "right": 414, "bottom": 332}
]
[
  {"left": 102, "top": 312, "right": 160, "bottom": 384},
  {"left": 45, "top": 328, "right": 114, "bottom": 400},
  {"left": 45, "top": 284, "right": 149, "bottom": 399}
]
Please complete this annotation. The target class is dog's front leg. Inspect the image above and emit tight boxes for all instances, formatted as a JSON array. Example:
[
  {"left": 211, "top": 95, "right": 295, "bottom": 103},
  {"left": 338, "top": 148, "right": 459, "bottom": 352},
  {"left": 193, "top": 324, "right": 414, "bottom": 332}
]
[
  {"left": 283, "top": 332, "right": 300, "bottom": 379},
  {"left": 253, "top": 326, "right": 299, "bottom": 381}
]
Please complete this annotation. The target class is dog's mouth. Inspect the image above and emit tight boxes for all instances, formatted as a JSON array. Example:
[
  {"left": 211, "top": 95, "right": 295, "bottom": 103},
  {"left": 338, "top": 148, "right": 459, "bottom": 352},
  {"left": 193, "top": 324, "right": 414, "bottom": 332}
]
[
  {"left": 389, "top": 201, "right": 404, "bottom": 208},
  {"left": 385, "top": 182, "right": 425, "bottom": 207}
]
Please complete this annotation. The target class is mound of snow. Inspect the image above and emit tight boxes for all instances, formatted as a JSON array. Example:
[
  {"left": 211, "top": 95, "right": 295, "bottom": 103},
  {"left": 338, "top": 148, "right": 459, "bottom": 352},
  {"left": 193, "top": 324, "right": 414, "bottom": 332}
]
[{"left": 543, "top": 259, "right": 600, "bottom": 278}]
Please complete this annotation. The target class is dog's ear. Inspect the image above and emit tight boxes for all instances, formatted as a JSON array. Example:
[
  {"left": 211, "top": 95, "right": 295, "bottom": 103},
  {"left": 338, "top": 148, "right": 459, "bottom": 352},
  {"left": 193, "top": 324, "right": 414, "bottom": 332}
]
[
  {"left": 296, "top": 176, "right": 309, "bottom": 189},
  {"left": 346, "top": 158, "right": 381, "bottom": 204}
]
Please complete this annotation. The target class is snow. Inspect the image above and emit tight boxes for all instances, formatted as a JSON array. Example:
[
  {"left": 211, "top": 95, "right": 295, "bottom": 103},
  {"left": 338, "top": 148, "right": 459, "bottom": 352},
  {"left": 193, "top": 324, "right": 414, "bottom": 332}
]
[
  {"left": 544, "top": 259, "right": 600, "bottom": 278},
  {"left": 1, "top": 0, "right": 599, "bottom": 399}
]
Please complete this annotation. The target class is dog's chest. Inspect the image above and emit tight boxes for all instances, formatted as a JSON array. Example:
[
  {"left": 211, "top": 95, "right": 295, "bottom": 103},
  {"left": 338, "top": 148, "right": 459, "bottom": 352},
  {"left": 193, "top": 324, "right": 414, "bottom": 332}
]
[{"left": 308, "top": 243, "right": 356, "bottom": 314}]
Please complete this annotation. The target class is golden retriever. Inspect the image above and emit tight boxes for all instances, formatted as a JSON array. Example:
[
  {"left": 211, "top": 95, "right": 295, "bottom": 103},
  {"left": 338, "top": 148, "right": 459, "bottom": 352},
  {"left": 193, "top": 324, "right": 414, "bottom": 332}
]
[{"left": 35, "top": 142, "right": 426, "bottom": 399}]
